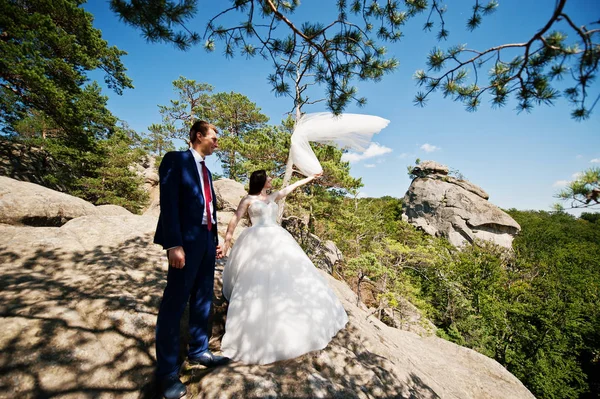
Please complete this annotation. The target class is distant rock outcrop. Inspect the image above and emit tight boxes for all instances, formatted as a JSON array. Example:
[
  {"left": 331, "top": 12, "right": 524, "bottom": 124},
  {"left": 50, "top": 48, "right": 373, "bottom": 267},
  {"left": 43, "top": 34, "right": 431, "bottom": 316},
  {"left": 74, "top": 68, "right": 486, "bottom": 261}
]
[{"left": 403, "top": 161, "right": 520, "bottom": 249}]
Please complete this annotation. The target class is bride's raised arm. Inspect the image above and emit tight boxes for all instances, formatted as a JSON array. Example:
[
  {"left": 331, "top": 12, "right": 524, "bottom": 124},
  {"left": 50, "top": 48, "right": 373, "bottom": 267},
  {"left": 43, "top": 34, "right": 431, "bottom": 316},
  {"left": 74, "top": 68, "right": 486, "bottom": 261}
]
[
  {"left": 272, "top": 172, "right": 322, "bottom": 202},
  {"left": 222, "top": 196, "right": 252, "bottom": 256}
]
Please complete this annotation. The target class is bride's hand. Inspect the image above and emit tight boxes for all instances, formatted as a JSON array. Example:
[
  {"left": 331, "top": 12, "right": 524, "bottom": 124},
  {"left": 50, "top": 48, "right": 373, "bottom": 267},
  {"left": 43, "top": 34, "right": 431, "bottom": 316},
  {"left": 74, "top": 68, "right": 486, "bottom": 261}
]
[
  {"left": 221, "top": 242, "right": 231, "bottom": 257},
  {"left": 312, "top": 172, "right": 323, "bottom": 179}
]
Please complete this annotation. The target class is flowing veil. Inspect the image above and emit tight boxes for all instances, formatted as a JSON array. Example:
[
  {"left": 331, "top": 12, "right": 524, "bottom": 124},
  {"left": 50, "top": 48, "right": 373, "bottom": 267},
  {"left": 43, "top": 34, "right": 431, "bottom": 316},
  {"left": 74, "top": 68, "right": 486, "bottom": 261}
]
[{"left": 289, "top": 112, "right": 390, "bottom": 176}]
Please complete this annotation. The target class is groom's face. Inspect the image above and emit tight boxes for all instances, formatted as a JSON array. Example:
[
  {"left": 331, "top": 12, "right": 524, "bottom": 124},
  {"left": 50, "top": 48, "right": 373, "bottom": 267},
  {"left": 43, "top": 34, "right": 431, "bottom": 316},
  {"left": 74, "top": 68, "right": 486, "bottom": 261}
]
[{"left": 198, "top": 128, "right": 218, "bottom": 156}]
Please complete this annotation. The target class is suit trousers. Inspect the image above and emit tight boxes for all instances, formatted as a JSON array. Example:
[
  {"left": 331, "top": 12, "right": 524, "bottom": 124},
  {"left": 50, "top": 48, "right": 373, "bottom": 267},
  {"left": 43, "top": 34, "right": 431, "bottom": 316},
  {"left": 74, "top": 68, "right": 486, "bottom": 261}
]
[{"left": 155, "top": 226, "right": 216, "bottom": 378}]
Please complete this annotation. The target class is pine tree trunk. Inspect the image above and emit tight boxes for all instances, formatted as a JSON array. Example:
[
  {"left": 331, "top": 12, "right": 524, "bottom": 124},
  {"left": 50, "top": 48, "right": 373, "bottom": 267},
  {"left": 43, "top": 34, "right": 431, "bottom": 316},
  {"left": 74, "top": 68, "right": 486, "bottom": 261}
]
[
  {"left": 356, "top": 276, "right": 363, "bottom": 307},
  {"left": 277, "top": 101, "right": 302, "bottom": 223},
  {"left": 277, "top": 155, "right": 294, "bottom": 223},
  {"left": 229, "top": 150, "right": 235, "bottom": 180}
]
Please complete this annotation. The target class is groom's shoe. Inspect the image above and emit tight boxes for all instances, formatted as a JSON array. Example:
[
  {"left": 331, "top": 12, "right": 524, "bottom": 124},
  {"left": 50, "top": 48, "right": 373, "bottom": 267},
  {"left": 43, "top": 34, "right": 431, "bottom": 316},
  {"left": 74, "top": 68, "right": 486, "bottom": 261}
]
[
  {"left": 159, "top": 374, "right": 186, "bottom": 399},
  {"left": 188, "top": 350, "right": 231, "bottom": 368}
]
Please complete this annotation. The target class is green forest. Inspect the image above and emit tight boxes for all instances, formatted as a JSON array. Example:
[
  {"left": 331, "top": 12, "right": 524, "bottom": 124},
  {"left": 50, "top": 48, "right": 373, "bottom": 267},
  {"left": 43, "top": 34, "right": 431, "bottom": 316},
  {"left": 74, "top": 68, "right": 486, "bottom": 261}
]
[{"left": 1, "top": 1, "right": 599, "bottom": 398}]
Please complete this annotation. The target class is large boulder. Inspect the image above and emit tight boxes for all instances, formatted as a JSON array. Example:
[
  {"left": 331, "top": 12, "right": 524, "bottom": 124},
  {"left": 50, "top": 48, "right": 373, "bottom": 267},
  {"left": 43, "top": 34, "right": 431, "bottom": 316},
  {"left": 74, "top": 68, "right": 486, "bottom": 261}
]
[
  {"left": 402, "top": 163, "right": 520, "bottom": 248},
  {"left": 0, "top": 176, "right": 97, "bottom": 226},
  {"left": 95, "top": 204, "right": 132, "bottom": 216},
  {"left": 213, "top": 178, "right": 247, "bottom": 211}
]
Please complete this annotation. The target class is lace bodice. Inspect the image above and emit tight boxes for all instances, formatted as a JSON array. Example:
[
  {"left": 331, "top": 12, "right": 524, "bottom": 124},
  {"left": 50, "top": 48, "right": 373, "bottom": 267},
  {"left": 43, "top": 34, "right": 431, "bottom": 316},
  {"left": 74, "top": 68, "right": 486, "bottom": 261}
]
[{"left": 248, "top": 199, "right": 278, "bottom": 226}]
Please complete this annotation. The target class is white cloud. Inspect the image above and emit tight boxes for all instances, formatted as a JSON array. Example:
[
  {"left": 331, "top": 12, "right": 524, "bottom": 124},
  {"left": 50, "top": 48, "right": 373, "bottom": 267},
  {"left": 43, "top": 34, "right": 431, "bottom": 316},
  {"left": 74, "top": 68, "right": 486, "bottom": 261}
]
[
  {"left": 572, "top": 172, "right": 583, "bottom": 180},
  {"left": 364, "top": 163, "right": 376, "bottom": 168},
  {"left": 553, "top": 180, "right": 569, "bottom": 188},
  {"left": 420, "top": 143, "right": 440, "bottom": 153},
  {"left": 357, "top": 191, "right": 368, "bottom": 198},
  {"left": 341, "top": 142, "right": 392, "bottom": 162},
  {"left": 591, "top": 158, "right": 600, "bottom": 163}
]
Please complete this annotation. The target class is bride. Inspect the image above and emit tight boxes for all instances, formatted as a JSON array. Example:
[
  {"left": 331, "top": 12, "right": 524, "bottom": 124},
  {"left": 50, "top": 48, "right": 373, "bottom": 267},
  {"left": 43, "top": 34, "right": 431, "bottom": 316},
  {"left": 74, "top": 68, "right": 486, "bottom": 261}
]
[
  {"left": 220, "top": 112, "right": 389, "bottom": 364},
  {"left": 220, "top": 170, "right": 349, "bottom": 365}
]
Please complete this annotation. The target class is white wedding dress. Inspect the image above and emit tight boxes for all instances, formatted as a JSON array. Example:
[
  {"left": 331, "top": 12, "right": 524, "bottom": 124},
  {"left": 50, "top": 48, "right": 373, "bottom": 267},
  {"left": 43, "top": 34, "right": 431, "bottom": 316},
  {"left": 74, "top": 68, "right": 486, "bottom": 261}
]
[{"left": 221, "top": 196, "right": 348, "bottom": 365}]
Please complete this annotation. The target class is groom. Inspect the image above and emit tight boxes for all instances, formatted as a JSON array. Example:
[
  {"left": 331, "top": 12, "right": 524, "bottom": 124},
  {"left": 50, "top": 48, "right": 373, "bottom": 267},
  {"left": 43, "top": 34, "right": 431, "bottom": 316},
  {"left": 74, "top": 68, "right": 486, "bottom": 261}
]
[{"left": 153, "top": 120, "right": 229, "bottom": 399}]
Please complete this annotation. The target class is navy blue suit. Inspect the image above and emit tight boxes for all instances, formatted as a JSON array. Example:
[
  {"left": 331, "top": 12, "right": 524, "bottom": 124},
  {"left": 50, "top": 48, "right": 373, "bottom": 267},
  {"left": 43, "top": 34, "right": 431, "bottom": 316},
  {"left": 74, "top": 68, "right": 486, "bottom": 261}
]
[{"left": 153, "top": 150, "right": 219, "bottom": 378}]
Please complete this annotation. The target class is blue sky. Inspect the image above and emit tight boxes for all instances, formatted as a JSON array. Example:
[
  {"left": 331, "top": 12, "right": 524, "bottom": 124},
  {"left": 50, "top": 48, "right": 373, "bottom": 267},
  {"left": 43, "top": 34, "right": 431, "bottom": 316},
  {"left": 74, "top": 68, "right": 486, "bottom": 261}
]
[{"left": 84, "top": 1, "right": 599, "bottom": 215}]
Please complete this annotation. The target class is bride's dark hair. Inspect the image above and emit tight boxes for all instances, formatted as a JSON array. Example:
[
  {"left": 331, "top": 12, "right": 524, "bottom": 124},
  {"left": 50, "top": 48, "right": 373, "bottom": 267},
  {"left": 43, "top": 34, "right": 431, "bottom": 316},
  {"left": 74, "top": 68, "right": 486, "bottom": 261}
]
[{"left": 248, "top": 170, "right": 267, "bottom": 195}]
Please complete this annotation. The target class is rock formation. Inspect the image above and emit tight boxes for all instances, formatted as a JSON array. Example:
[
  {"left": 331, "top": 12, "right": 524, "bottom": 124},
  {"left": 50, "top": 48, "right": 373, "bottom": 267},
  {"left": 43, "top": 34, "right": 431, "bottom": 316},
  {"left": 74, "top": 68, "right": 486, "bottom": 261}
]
[
  {"left": 213, "top": 178, "right": 248, "bottom": 212},
  {"left": 0, "top": 175, "right": 98, "bottom": 226},
  {"left": 0, "top": 138, "right": 73, "bottom": 192},
  {"left": 131, "top": 156, "right": 160, "bottom": 217},
  {"left": 0, "top": 177, "right": 535, "bottom": 398},
  {"left": 403, "top": 161, "right": 521, "bottom": 249}
]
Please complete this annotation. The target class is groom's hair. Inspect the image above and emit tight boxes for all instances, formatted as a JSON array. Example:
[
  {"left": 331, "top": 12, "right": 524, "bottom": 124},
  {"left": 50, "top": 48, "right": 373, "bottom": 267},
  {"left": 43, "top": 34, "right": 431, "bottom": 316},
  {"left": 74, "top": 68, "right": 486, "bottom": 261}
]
[
  {"left": 248, "top": 170, "right": 267, "bottom": 195},
  {"left": 189, "top": 120, "right": 218, "bottom": 143}
]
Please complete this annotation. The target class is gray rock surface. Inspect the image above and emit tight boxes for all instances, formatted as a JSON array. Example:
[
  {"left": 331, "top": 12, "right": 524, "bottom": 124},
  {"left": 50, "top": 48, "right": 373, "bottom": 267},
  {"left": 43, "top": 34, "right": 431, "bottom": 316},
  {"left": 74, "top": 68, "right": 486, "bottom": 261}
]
[
  {"left": 134, "top": 156, "right": 160, "bottom": 217},
  {"left": 322, "top": 239, "right": 344, "bottom": 272},
  {"left": 403, "top": 167, "right": 520, "bottom": 248},
  {"left": 0, "top": 176, "right": 97, "bottom": 226},
  {"left": 213, "top": 178, "right": 247, "bottom": 212},
  {"left": 95, "top": 204, "right": 133, "bottom": 216},
  {"left": 414, "top": 160, "right": 449, "bottom": 176},
  {"left": 0, "top": 180, "right": 535, "bottom": 398}
]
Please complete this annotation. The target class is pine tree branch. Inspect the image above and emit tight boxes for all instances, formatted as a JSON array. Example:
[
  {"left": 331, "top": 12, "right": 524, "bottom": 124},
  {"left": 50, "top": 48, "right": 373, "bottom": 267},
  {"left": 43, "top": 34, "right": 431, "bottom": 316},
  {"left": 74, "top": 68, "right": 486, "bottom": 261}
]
[{"left": 560, "top": 12, "right": 590, "bottom": 46}]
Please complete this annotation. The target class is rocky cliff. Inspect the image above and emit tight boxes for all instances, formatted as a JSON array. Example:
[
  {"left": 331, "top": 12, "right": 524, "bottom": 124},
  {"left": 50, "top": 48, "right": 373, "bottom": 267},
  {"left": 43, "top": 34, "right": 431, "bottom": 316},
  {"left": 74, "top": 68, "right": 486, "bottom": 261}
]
[
  {"left": 402, "top": 161, "right": 521, "bottom": 249},
  {"left": 0, "top": 177, "right": 535, "bottom": 398}
]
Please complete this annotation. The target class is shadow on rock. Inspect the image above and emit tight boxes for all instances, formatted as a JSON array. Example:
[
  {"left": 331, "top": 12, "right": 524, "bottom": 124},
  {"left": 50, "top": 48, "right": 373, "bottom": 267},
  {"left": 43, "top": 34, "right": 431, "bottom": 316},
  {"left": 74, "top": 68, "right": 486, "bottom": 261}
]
[{"left": 0, "top": 234, "right": 164, "bottom": 398}]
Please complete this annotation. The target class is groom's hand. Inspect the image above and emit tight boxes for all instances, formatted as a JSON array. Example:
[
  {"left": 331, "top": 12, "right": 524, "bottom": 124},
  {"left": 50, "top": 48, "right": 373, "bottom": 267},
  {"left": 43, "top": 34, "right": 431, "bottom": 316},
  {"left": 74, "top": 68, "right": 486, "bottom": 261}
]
[{"left": 167, "top": 246, "right": 186, "bottom": 269}]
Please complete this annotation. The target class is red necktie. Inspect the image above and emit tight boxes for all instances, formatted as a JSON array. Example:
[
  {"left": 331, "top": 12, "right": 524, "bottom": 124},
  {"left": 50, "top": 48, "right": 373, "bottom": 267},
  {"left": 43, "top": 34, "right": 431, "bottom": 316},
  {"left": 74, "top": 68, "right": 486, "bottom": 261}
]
[{"left": 200, "top": 161, "right": 212, "bottom": 231}]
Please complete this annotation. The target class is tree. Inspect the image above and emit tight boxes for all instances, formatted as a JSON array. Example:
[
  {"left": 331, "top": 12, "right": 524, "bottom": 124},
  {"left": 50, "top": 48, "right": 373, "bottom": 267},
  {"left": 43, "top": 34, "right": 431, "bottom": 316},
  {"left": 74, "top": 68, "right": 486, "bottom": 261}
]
[
  {"left": 12, "top": 110, "right": 61, "bottom": 140},
  {"left": 555, "top": 167, "right": 600, "bottom": 210},
  {"left": 2, "top": 1, "right": 151, "bottom": 213},
  {"left": 145, "top": 123, "right": 175, "bottom": 156},
  {"left": 506, "top": 210, "right": 600, "bottom": 398},
  {"left": 238, "top": 124, "right": 291, "bottom": 179},
  {"left": 414, "top": 0, "right": 599, "bottom": 120},
  {"left": 110, "top": 0, "right": 598, "bottom": 119},
  {"left": 205, "top": 92, "right": 269, "bottom": 180},
  {"left": 77, "top": 125, "right": 149, "bottom": 213},
  {"left": 154, "top": 76, "right": 214, "bottom": 145},
  {"left": 580, "top": 212, "right": 600, "bottom": 223},
  {"left": 346, "top": 252, "right": 384, "bottom": 306},
  {"left": 1, "top": 0, "right": 133, "bottom": 137}
]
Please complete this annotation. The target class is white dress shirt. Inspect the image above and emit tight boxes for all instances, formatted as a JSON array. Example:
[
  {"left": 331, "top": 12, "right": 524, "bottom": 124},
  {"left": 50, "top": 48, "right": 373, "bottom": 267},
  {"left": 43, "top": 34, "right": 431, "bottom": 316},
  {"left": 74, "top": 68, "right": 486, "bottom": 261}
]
[{"left": 189, "top": 148, "right": 216, "bottom": 226}]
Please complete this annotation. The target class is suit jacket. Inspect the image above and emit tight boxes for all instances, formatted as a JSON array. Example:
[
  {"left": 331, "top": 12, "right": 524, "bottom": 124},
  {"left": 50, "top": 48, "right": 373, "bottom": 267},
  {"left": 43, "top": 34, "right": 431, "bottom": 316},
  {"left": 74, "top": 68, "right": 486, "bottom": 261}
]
[{"left": 154, "top": 150, "right": 219, "bottom": 249}]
